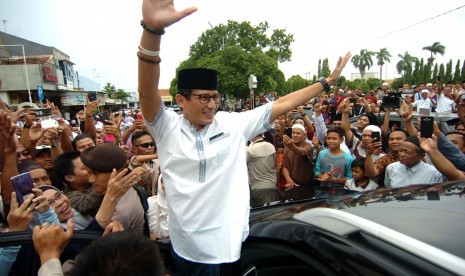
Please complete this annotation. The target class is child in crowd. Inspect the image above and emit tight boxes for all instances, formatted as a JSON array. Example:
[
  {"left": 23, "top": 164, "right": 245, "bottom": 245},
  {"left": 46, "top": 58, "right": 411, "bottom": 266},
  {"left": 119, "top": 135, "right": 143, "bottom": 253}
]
[
  {"left": 344, "top": 158, "right": 379, "bottom": 192},
  {"left": 315, "top": 126, "right": 354, "bottom": 197}
]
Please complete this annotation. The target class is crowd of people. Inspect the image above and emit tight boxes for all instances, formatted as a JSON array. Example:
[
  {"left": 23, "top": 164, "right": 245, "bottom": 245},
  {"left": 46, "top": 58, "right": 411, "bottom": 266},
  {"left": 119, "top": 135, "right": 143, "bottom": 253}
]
[
  {"left": 246, "top": 79, "right": 465, "bottom": 205},
  {"left": 1, "top": 0, "right": 465, "bottom": 275}
]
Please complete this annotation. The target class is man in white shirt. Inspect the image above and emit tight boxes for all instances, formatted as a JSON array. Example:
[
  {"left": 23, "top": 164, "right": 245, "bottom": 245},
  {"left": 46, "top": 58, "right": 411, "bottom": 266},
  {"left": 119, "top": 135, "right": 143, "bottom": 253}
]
[
  {"left": 137, "top": 1, "right": 350, "bottom": 274},
  {"left": 385, "top": 135, "right": 444, "bottom": 188},
  {"left": 411, "top": 89, "right": 436, "bottom": 112},
  {"left": 435, "top": 86, "right": 456, "bottom": 113}
]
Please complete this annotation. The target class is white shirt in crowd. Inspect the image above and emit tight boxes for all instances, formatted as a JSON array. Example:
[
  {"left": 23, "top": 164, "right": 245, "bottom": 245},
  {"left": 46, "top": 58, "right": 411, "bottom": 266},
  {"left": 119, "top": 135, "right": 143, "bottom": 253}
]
[
  {"left": 411, "top": 98, "right": 434, "bottom": 112},
  {"left": 344, "top": 178, "right": 379, "bottom": 192},
  {"left": 384, "top": 161, "right": 444, "bottom": 188},
  {"left": 435, "top": 94, "right": 455, "bottom": 113}
]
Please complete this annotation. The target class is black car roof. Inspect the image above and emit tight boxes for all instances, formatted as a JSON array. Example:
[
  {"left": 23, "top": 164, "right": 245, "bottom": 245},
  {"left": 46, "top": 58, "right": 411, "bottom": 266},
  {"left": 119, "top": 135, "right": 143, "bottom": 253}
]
[{"left": 250, "top": 181, "right": 465, "bottom": 260}]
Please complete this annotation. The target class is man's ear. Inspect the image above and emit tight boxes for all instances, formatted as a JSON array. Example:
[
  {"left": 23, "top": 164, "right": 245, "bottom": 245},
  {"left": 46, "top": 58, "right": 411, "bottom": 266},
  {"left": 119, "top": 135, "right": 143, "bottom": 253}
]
[
  {"left": 176, "top": 94, "right": 186, "bottom": 109},
  {"left": 64, "top": 175, "right": 75, "bottom": 183}
]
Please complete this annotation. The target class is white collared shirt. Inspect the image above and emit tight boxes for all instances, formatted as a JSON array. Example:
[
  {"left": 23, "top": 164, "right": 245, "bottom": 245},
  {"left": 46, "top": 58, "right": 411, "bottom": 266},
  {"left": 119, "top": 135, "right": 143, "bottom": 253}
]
[
  {"left": 384, "top": 161, "right": 444, "bottom": 188},
  {"left": 411, "top": 98, "right": 433, "bottom": 112},
  {"left": 146, "top": 103, "right": 273, "bottom": 263}
]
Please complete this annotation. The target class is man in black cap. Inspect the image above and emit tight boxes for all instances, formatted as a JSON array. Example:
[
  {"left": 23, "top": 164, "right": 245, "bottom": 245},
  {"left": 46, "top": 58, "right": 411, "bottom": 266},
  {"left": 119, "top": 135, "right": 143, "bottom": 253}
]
[
  {"left": 81, "top": 143, "right": 146, "bottom": 235},
  {"left": 137, "top": 1, "right": 350, "bottom": 274},
  {"left": 384, "top": 135, "right": 444, "bottom": 188}
]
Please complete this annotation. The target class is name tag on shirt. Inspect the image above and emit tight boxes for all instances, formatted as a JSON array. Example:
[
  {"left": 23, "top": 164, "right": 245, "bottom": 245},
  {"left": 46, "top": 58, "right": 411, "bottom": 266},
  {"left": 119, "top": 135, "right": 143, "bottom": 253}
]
[{"left": 209, "top": 132, "right": 230, "bottom": 144}]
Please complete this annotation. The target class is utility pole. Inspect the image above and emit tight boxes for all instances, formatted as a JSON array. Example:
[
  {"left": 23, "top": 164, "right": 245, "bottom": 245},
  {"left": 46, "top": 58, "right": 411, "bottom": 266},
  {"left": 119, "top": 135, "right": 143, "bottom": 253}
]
[{"left": 2, "top": 19, "right": 7, "bottom": 33}]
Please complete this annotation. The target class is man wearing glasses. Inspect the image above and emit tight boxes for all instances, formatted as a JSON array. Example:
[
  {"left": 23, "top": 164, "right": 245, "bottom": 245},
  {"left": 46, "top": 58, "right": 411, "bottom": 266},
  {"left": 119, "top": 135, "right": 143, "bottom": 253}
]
[
  {"left": 129, "top": 130, "right": 159, "bottom": 195},
  {"left": 137, "top": 0, "right": 350, "bottom": 274}
]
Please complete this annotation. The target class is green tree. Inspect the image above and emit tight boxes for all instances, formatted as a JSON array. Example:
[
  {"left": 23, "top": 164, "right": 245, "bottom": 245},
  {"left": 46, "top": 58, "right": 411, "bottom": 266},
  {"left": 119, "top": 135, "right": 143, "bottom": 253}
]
[
  {"left": 336, "top": 75, "right": 347, "bottom": 88},
  {"left": 321, "top": 58, "right": 331, "bottom": 78},
  {"left": 102, "top": 82, "right": 116, "bottom": 98},
  {"left": 453, "top": 60, "right": 461, "bottom": 82},
  {"left": 114, "top": 88, "right": 130, "bottom": 103},
  {"left": 351, "top": 49, "right": 374, "bottom": 81},
  {"left": 423, "top": 60, "right": 432, "bottom": 83},
  {"left": 422, "top": 42, "right": 446, "bottom": 64},
  {"left": 445, "top": 59, "right": 453, "bottom": 83},
  {"left": 285, "top": 75, "right": 310, "bottom": 93},
  {"left": 418, "top": 58, "right": 425, "bottom": 83},
  {"left": 390, "top": 78, "right": 404, "bottom": 90},
  {"left": 412, "top": 61, "right": 420, "bottom": 85},
  {"left": 375, "top": 48, "right": 391, "bottom": 84},
  {"left": 432, "top": 63, "right": 438, "bottom": 82},
  {"left": 365, "top": 78, "right": 381, "bottom": 90},
  {"left": 189, "top": 20, "right": 294, "bottom": 63},
  {"left": 396, "top": 51, "right": 418, "bottom": 83},
  {"left": 171, "top": 45, "right": 285, "bottom": 99},
  {"left": 439, "top": 64, "right": 445, "bottom": 82},
  {"left": 317, "top": 59, "right": 322, "bottom": 78}
]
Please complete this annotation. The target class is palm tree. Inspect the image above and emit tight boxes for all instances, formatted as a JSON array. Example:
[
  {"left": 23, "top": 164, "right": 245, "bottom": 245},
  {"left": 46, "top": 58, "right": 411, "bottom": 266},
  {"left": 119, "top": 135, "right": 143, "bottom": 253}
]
[
  {"left": 351, "top": 49, "right": 374, "bottom": 81},
  {"left": 396, "top": 51, "right": 418, "bottom": 82},
  {"left": 422, "top": 42, "right": 446, "bottom": 64},
  {"left": 375, "top": 48, "right": 391, "bottom": 83}
]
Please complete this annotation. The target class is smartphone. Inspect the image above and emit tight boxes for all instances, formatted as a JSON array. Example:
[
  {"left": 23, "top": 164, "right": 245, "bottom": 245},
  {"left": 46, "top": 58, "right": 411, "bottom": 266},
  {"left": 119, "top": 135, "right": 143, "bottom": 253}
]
[
  {"left": 382, "top": 96, "right": 400, "bottom": 109},
  {"left": 371, "top": 131, "right": 381, "bottom": 143},
  {"left": 11, "top": 172, "right": 35, "bottom": 205},
  {"left": 420, "top": 116, "right": 434, "bottom": 138},
  {"left": 137, "top": 114, "right": 143, "bottom": 121},
  {"left": 284, "top": 127, "right": 292, "bottom": 137},
  {"left": 40, "top": 119, "right": 59, "bottom": 129},
  {"left": 31, "top": 108, "right": 51, "bottom": 117},
  {"left": 349, "top": 97, "right": 357, "bottom": 104},
  {"left": 100, "top": 111, "right": 112, "bottom": 125},
  {"left": 88, "top": 92, "right": 97, "bottom": 102},
  {"left": 419, "top": 108, "right": 431, "bottom": 117}
]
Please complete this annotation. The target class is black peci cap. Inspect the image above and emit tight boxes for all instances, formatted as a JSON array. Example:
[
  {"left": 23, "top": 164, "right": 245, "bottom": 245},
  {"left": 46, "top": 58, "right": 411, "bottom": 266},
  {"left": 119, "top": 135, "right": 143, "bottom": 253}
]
[{"left": 177, "top": 68, "right": 218, "bottom": 93}]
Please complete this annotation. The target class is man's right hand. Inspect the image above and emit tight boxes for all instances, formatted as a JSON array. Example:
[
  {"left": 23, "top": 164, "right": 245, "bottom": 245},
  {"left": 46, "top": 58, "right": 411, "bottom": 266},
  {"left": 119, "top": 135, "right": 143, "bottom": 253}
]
[
  {"left": 366, "top": 141, "right": 382, "bottom": 156},
  {"left": 85, "top": 95, "right": 99, "bottom": 117},
  {"left": 141, "top": 0, "right": 198, "bottom": 30}
]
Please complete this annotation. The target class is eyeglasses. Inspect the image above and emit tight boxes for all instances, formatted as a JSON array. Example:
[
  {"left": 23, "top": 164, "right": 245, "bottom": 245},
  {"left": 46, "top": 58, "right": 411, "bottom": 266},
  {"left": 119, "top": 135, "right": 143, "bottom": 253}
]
[
  {"left": 135, "top": 142, "right": 155, "bottom": 148},
  {"left": 48, "top": 191, "right": 65, "bottom": 206},
  {"left": 186, "top": 93, "right": 224, "bottom": 105},
  {"left": 17, "top": 150, "right": 31, "bottom": 157}
]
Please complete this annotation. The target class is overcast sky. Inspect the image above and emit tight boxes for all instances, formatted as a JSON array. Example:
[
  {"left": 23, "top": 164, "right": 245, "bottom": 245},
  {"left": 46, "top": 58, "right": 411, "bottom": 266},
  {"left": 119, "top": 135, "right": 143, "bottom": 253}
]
[{"left": 1, "top": 0, "right": 465, "bottom": 91}]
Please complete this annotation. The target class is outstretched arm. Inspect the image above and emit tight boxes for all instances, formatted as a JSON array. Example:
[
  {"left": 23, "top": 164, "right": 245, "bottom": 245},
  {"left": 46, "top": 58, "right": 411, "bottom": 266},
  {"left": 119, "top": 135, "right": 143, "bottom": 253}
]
[
  {"left": 270, "top": 53, "right": 350, "bottom": 122},
  {"left": 139, "top": 0, "right": 197, "bottom": 122},
  {"left": 420, "top": 135, "right": 465, "bottom": 181}
]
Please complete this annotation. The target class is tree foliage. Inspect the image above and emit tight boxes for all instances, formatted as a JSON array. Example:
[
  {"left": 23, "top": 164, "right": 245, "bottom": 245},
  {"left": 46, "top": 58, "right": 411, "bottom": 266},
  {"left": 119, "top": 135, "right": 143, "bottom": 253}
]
[
  {"left": 172, "top": 21, "right": 293, "bottom": 99},
  {"left": 422, "top": 41, "right": 446, "bottom": 64},
  {"left": 351, "top": 49, "right": 374, "bottom": 81},
  {"left": 453, "top": 60, "right": 461, "bottom": 82},
  {"left": 396, "top": 51, "right": 418, "bottom": 82},
  {"left": 375, "top": 48, "right": 391, "bottom": 83},
  {"left": 189, "top": 20, "right": 294, "bottom": 63},
  {"left": 285, "top": 75, "right": 310, "bottom": 94},
  {"left": 171, "top": 45, "right": 285, "bottom": 98}
]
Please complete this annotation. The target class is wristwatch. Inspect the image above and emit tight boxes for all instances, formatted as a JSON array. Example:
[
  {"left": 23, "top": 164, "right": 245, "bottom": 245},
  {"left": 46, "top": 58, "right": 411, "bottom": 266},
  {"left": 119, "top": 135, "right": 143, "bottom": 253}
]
[{"left": 316, "top": 77, "right": 330, "bottom": 93}]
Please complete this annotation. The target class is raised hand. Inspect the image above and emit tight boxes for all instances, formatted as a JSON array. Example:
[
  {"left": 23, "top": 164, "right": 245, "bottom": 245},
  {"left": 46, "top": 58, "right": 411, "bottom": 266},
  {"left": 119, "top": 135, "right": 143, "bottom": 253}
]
[
  {"left": 142, "top": 0, "right": 198, "bottom": 31},
  {"left": 33, "top": 219, "right": 74, "bottom": 264},
  {"left": 29, "top": 124, "right": 45, "bottom": 143},
  {"left": 31, "top": 188, "right": 51, "bottom": 214},
  {"left": 7, "top": 192, "right": 36, "bottom": 231},
  {"left": 327, "top": 52, "right": 351, "bottom": 85},
  {"left": 420, "top": 134, "right": 438, "bottom": 153},
  {"left": 106, "top": 169, "right": 140, "bottom": 201}
]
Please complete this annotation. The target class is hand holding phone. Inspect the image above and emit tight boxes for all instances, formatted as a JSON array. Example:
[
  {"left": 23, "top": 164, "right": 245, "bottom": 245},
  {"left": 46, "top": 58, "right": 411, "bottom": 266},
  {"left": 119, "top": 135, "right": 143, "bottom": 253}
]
[
  {"left": 100, "top": 111, "right": 112, "bottom": 125},
  {"left": 11, "top": 173, "right": 35, "bottom": 205},
  {"left": 40, "top": 119, "right": 59, "bottom": 129},
  {"left": 88, "top": 92, "right": 97, "bottom": 102},
  {"left": 284, "top": 127, "right": 292, "bottom": 137},
  {"left": 371, "top": 131, "right": 381, "bottom": 143},
  {"left": 420, "top": 116, "right": 434, "bottom": 138}
]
